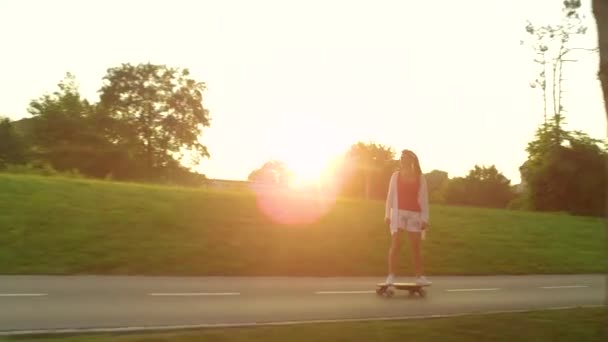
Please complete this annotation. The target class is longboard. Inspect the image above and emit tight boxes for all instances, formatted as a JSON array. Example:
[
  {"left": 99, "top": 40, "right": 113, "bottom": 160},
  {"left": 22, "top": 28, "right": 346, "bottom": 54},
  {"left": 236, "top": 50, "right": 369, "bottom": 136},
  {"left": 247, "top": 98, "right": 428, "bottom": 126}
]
[{"left": 376, "top": 282, "right": 430, "bottom": 298}]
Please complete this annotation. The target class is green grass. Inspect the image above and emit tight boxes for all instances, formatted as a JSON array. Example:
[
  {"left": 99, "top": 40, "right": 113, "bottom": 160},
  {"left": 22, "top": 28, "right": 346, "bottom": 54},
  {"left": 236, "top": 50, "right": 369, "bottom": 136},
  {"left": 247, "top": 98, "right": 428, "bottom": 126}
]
[
  {"left": 0, "top": 173, "right": 605, "bottom": 276},
  {"left": 2, "top": 308, "right": 606, "bottom": 341}
]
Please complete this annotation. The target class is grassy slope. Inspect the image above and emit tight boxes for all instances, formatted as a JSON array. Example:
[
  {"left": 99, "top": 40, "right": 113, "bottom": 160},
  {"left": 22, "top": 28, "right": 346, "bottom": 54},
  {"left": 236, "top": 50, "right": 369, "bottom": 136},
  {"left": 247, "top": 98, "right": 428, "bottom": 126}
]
[
  {"left": 2, "top": 308, "right": 606, "bottom": 341},
  {"left": 0, "top": 173, "right": 605, "bottom": 276}
]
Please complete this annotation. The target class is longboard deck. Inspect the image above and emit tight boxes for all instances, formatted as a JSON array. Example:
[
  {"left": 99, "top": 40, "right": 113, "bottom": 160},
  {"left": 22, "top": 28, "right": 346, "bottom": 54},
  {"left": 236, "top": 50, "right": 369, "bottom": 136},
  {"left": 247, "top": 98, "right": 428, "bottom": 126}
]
[
  {"left": 376, "top": 282, "right": 430, "bottom": 288},
  {"left": 376, "top": 282, "right": 430, "bottom": 298}
]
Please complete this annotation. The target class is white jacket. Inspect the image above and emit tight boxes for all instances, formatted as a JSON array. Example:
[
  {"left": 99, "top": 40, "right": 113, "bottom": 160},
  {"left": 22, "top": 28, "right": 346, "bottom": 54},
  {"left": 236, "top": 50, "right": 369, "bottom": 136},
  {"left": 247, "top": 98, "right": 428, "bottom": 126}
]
[{"left": 384, "top": 171, "right": 429, "bottom": 231}]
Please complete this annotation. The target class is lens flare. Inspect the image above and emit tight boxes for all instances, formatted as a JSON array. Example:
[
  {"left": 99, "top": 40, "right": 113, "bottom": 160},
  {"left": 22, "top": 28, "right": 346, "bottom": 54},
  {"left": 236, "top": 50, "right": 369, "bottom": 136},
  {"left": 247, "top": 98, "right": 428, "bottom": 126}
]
[{"left": 251, "top": 181, "right": 337, "bottom": 225}]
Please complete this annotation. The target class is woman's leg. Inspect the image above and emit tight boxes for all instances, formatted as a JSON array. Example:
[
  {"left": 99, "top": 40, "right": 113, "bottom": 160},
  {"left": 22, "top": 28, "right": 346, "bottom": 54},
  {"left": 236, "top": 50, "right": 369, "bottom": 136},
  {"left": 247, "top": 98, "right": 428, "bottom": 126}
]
[
  {"left": 407, "top": 231, "right": 424, "bottom": 277},
  {"left": 388, "top": 229, "right": 404, "bottom": 279}
]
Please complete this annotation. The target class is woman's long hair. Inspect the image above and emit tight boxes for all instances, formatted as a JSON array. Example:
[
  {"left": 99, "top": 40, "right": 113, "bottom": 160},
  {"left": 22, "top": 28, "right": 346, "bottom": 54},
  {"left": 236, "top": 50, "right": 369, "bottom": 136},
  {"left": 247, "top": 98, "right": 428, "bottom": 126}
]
[{"left": 400, "top": 149, "right": 422, "bottom": 176}]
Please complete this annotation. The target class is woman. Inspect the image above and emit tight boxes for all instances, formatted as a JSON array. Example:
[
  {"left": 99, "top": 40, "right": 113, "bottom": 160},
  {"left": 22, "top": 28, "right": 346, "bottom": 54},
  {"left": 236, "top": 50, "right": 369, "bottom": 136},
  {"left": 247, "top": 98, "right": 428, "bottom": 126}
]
[{"left": 384, "top": 149, "right": 431, "bottom": 286}]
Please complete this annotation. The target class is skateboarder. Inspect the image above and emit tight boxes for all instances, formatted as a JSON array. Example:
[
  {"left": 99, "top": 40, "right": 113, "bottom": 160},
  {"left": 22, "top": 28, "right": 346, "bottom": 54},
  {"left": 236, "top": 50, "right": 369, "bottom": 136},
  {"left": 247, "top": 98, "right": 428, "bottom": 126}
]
[{"left": 383, "top": 149, "right": 431, "bottom": 286}]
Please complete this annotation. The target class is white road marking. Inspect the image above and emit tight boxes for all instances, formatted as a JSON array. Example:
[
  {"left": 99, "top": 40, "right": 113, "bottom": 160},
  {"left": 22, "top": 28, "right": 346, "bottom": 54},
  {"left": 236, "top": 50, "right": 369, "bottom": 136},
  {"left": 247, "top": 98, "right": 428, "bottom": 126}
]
[
  {"left": 446, "top": 288, "right": 501, "bottom": 292},
  {"left": 540, "top": 285, "right": 588, "bottom": 289},
  {"left": 2, "top": 305, "right": 603, "bottom": 336},
  {"left": 148, "top": 292, "right": 240, "bottom": 296},
  {"left": 315, "top": 291, "right": 376, "bottom": 295},
  {"left": 0, "top": 293, "right": 48, "bottom": 297}
]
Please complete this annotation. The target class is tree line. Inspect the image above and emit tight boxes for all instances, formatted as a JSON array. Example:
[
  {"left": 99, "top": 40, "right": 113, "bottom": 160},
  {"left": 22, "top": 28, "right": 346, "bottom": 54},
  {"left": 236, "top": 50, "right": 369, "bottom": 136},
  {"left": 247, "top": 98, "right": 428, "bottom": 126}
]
[
  {"left": 0, "top": 64, "right": 210, "bottom": 185},
  {"left": 248, "top": 130, "right": 605, "bottom": 217},
  {"left": 247, "top": 142, "right": 519, "bottom": 209}
]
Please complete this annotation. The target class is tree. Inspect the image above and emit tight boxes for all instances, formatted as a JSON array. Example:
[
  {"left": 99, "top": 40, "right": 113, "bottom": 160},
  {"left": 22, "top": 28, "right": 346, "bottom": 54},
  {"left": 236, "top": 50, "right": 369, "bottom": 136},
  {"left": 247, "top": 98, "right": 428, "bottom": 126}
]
[
  {"left": 445, "top": 165, "right": 515, "bottom": 208},
  {"left": 0, "top": 117, "right": 27, "bottom": 166},
  {"left": 558, "top": 0, "right": 607, "bottom": 121},
  {"left": 425, "top": 169, "right": 449, "bottom": 203},
  {"left": 339, "top": 142, "right": 396, "bottom": 199},
  {"left": 520, "top": 116, "right": 607, "bottom": 216},
  {"left": 523, "top": 0, "right": 593, "bottom": 135},
  {"left": 518, "top": 1, "right": 607, "bottom": 217},
  {"left": 248, "top": 160, "right": 292, "bottom": 186},
  {"left": 592, "top": 0, "right": 608, "bottom": 121},
  {"left": 99, "top": 63, "right": 210, "bottom": 180},
  {"left": 444, "top": 177, "right": 467, "bottom": 206},
  {"left": 27, "top": 73, "right": 114, "bottom": 177}
]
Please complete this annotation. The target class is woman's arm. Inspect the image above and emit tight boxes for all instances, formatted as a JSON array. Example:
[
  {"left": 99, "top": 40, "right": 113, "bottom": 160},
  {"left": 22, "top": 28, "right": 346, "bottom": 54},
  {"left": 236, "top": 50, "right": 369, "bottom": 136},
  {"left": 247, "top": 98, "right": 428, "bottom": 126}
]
[
  {"left": 385, "top": 172, "right": 396, "bottom": 221},
  {"left": 418, "top": 175, "right": 429, "bottom": 224}
]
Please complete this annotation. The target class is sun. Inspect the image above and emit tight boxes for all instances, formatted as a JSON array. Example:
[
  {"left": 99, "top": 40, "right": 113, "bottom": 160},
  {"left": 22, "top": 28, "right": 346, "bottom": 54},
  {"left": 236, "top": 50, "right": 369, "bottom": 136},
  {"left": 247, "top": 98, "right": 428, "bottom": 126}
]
[
  {"left": 280, "top": 146, "right": 347, "bottom": 190},
  {"left": 286, "top": 154, "right": 328, "bottom": 188},
  {"left": 270, "top": 117, "right": 349, "bottom": 190}
]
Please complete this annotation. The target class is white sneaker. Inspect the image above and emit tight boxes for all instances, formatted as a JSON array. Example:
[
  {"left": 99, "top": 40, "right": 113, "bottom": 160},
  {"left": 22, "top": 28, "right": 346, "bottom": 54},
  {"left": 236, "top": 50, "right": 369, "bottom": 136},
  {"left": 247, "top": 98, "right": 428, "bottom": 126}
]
[
  {"left": 415, "top": 276, "right": 432, "bottom": 285},
  {"left": 385, "top": 274, "right": 395, "bottom": 285}
]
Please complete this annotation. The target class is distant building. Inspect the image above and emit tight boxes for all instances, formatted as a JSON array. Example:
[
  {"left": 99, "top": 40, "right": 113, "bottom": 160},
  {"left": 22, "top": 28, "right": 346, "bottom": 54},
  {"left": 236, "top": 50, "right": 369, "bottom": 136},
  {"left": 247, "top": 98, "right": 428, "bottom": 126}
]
[{"left": 205, "top": 178, "right": 251, "bottom": 191}]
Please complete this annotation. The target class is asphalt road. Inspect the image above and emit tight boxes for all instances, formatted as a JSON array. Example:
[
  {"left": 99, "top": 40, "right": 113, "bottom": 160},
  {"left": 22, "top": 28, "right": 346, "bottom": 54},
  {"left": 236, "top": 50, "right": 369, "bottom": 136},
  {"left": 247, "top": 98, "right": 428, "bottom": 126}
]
[{"left": 0, "top": 274, "right": 605, "bottom": 335}]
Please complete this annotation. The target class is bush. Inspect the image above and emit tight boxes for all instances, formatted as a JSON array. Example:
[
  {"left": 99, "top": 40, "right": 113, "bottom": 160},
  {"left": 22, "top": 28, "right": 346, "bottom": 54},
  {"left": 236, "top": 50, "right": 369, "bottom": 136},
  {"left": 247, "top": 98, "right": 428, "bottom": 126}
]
[
  {"left": 507, "top": 194, "right": 530, "bottom": 211},
  {"left": 1, "top": 161, "right": 83, "bottom": 178},
  {"left": 445, "top": 165, "right": 515, "bottom": 208}
]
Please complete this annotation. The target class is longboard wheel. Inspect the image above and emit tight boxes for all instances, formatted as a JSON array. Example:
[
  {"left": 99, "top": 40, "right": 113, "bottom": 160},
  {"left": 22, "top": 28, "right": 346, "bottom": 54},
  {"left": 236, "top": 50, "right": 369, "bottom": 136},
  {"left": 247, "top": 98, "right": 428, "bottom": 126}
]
[{"left": 385, "top": 289, "right": 394, "bottom": 297}]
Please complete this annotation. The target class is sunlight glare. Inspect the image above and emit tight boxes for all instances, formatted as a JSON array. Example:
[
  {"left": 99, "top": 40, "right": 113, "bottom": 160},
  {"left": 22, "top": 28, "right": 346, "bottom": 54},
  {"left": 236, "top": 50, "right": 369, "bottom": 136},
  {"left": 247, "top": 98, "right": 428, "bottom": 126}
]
[{"left": 273, "top": 117, "right": 349, "bottom": 190}]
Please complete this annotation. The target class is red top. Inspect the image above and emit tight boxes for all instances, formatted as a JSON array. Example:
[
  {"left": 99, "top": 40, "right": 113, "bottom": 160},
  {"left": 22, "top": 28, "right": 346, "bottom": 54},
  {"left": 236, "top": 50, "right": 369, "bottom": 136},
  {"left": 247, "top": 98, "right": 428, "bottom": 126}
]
[{"left": 397, "top": 173, "right": 420, "bottom": 212}]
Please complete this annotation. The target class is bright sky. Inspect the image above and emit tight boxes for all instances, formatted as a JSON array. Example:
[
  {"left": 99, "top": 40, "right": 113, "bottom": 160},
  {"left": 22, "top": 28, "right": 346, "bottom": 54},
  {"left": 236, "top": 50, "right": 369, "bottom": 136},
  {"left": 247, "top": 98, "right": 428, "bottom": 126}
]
[{"left": 0, "top": 0, "right": 605, "bottom": 184}]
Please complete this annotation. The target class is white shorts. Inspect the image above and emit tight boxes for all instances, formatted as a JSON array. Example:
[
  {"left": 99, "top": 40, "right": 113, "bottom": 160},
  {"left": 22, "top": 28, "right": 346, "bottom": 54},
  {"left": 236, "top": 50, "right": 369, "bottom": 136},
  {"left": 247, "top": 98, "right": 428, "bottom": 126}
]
[{"left": 392, "top": 210, "right": 423, "bottom": 234}]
